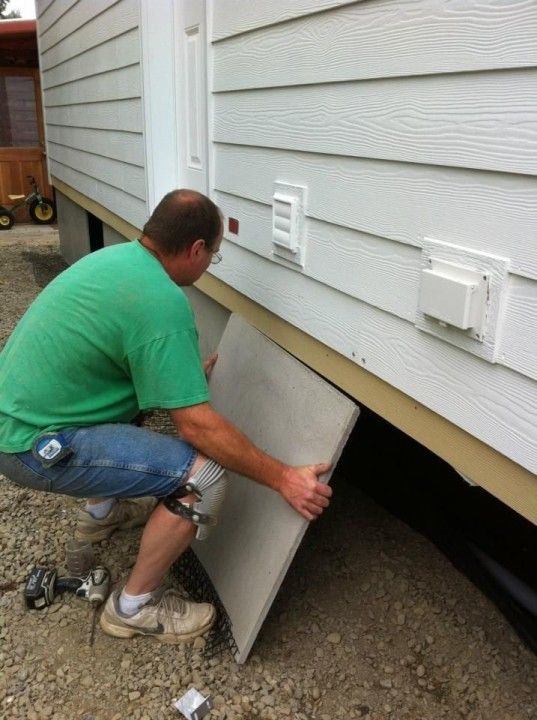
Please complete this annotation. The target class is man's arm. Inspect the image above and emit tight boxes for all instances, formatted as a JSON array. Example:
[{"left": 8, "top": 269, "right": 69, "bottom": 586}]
[{"left": 169, "top": 403, "right": 332, "bottom": 521}]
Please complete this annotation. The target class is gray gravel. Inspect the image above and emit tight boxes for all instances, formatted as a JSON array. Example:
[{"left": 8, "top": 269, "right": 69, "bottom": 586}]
[{"left": 0, "top": 226, "right": 536, "bottom": 720}]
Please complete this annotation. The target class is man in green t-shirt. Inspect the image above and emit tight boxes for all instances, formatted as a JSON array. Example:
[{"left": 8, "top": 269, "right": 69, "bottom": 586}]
[{"left": 0, "top": 189, "right": 332, "bottom": 643}]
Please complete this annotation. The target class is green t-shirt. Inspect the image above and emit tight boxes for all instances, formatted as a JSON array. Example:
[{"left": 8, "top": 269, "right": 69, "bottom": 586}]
[{"left": 0, "top": 240, "right": 209, "bottom": 452}]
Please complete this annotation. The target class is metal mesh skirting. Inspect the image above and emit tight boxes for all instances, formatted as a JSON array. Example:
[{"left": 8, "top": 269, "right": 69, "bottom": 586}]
[{"left": 172, "top": 548, "right": 238, "bottom": 659}]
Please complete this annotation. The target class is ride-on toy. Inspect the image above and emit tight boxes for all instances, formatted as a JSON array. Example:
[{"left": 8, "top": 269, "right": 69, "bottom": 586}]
[{"left": 0, "top": 176, "right": 57, "bottom": 230}]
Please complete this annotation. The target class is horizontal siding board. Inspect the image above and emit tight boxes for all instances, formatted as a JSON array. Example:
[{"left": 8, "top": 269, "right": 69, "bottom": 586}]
[
  {"left": 48, "top": 142, "right": 146, "bottom": 200},
  {"left": 42, "top": 29, "right": 140, "bottom": 89},
  {"left": 214, "top": 144, "right": 537, "bottom": 280},
  {"left": 44, "top": 65, "right": 141, "bottom": 106},
  {"left": 211, "top": 242, "right": 537, "bottom": 474},
  {"left": 500, "top": 276, "right": 537, "bottom": 381},
  {"left": 214, "top": 190, "right": 419, "bottom": 321},
  {"left": 214, "top": 0, "right": 537, "bottom": 91},
  {"left": 212, "top": 0, "right": 358, "bottom": 41},
  {"left": 216, "top": 190, "right": 534, "bottom": 378},
  {"left": 37, "top": 0, "right": 56, "bottom": 16},
  {"left": 37, "top": 0, "right": 77, "bottom": 33},
  {"left": 50, "top": 161, "right": 147, "bottom": 229},
  {"left": 40, "top": 0, "right": 139, "bottom": 70},
  {"left": 46, "top": 126, "right": 144, "bottom": 166},
  {"left": 214, "top": 69, "right": 537, "bottom": 176},
  {"left": 44, "top": 99, "right": 143, "bottom": 132},
  {"left": 39, "top": 0, "right": 124, "bottom": 53}
]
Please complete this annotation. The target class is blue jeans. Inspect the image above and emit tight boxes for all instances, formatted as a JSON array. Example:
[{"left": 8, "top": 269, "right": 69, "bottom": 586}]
[{"left": 0, "top": 424, "right": 196, "bottom": 498}]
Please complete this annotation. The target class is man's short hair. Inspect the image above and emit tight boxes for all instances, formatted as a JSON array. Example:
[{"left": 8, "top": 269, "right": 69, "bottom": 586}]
[{"left": 142, "top": 189, "right": 222, "bottom": 255}]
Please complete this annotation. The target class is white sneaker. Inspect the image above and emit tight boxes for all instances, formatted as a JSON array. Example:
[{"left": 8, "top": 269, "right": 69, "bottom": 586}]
[
  {"left": 75, "top": 497, "right": 157, "bottom": 542},
  {"left": 100, "top": 586, "right": 215, "bottom": 644}
]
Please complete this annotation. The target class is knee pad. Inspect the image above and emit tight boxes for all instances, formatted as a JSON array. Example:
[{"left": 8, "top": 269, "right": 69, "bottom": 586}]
[{"left": 163, "top": 459, "right": 227, "bottom": 540}]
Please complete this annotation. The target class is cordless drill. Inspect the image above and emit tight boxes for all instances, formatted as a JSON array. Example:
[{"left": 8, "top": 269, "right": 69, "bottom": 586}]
[{"left": 24, "top": 566, "right": 110, "bottom": 610}]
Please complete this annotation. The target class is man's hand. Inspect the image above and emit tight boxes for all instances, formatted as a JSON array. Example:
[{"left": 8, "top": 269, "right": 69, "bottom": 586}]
[
  {"left": 170, "top": 404, "right": 332, "bottom": 520},
  {"left": 280, "top": 463, "right": 332, "bottom": 521},
  {"left": 203, "top": 352, "right": 218, "bottom": 378}
]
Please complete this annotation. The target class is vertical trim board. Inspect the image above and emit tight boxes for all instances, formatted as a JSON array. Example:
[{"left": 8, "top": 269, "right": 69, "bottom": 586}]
[
  {"left": 175, "top": 0, "right": 209, "bottom": 194},
  {"left": 140, "top": 0, "right": 178, "bottom": 212},
  {"left": 185, "top": 24, "right": 203, "bottom": 169}
]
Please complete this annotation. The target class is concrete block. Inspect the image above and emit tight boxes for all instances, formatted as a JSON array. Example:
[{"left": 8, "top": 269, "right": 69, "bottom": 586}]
[{"left": 194, "top": 314, "right": 359, "bottom": 662}]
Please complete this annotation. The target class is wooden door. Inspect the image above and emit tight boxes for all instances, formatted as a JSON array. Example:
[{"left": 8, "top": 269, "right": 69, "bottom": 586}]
[{"left": 0, "top": 67, "right": 52, "bottom": 215}]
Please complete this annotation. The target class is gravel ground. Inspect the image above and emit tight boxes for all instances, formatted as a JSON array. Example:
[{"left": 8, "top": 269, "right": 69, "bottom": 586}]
[{"left": 0, "top": 226, "right": 535, "bottom": 720}]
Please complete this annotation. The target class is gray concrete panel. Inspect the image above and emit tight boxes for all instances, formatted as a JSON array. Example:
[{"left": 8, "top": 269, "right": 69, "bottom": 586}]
[
  {"left": 103, "top": 224, "right": 127, "bottom": 247},
  {"left": 184, "top": 286, "right": 231, "bottom": 359},
  {"left": 194, "top": 314, "right": 359, "bottom": 662},
  {"left": 56, "top": 191, "right": 90, "bottom": 265}
]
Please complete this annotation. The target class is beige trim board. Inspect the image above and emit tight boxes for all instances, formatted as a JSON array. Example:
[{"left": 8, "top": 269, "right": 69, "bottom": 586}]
[
  {"left": 196, "top": 274, "right": 537, "bottom": 526},
  {"left": 51, "top": 177, "right": 139, "bottom": 241},
  {"left": 48, "top": 179, "right": 536, "bottom": 524}
]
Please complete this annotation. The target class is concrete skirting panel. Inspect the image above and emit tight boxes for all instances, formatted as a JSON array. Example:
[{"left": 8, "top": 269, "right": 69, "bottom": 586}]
[
  {"left": 56, "top": 191, "right": 90, "bottom": 265},
  {"left": 194, "top": 314, "right": 359, "bottom": 662},
  {"left": 102, "top": 224, "right": 127, "bottom": 247},
  {"left": 184, "top": 285, "right": 231, "bottom": 359}
]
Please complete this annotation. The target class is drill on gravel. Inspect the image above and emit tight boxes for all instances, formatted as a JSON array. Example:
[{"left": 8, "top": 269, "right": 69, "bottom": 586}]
[{"left": 24, "top": 565, "right": 110, "bottom": 610}]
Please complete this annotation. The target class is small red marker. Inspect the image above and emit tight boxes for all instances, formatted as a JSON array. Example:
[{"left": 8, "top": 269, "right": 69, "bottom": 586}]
[{"left": 228, "top": 217, "right": 239, "bottom": 235}]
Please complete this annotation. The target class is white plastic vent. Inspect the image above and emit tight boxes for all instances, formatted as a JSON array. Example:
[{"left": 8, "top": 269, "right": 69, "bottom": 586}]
[{"left": 272, "top": 182, "right": 307, "bottom": 267}]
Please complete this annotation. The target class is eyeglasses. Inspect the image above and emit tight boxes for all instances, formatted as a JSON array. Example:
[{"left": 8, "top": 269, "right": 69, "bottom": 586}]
[{"left": 210, "top": 251, "right": 223, "bottom": 265}]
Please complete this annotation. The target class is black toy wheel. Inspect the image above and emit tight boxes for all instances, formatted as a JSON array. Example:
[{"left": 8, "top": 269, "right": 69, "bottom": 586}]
[
  {"left": 29, "top": 198, "right": 57, "bottom": 224},
  {"left": 0, "top": 207, "right": 14, "bottom": 230}
]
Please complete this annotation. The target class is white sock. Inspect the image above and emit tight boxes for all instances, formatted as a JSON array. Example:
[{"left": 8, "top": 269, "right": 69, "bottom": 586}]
[
  {"left": 119, "top": 589, "right": 152, "bottom": 616},
  {"left": 85, "top": 498, "right": 115, "bottom": 519}
]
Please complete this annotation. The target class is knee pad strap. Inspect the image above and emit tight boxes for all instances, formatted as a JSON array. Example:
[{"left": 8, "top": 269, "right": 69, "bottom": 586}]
[
  {"left": 162, "top": 495, "right": 215, "bottom": 527},
  {"left": 164, "top": 459, "right": 227, "bottom": 541}
]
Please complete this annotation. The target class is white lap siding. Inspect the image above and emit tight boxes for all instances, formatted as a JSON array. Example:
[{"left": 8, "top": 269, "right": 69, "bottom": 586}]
[
  {"left": 36, "top": 0, "right": 147, "bottom": 229},
  {"left": 209, "top": 0, "right": 537, "bottom": 475}
]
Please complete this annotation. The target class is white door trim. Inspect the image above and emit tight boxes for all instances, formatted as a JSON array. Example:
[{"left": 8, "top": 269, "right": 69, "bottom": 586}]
[
  {"left": 140, "top": 0, "right": 179, "bottom": 213},
  {"left": 173, "top": 0, "right": 210, "bottom": 195}
]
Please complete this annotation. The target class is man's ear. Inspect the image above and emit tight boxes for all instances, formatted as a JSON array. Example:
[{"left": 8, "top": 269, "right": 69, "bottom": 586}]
[{"left": 189, "top": 238, "right": 205, "bottom": 259}]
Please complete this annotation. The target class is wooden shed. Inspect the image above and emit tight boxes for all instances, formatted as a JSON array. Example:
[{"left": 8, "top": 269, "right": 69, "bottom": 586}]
[
  {"left": 0, "top": 18, "right": 52, "bottom": 211},
  {"left": 34, "top": 0, "right": 536, "bottom": 524}
]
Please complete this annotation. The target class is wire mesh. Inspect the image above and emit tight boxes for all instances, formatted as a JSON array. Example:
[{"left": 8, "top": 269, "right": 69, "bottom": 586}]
[{"left": 172, "top": 548, "right": 238, "bottom": 660}]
